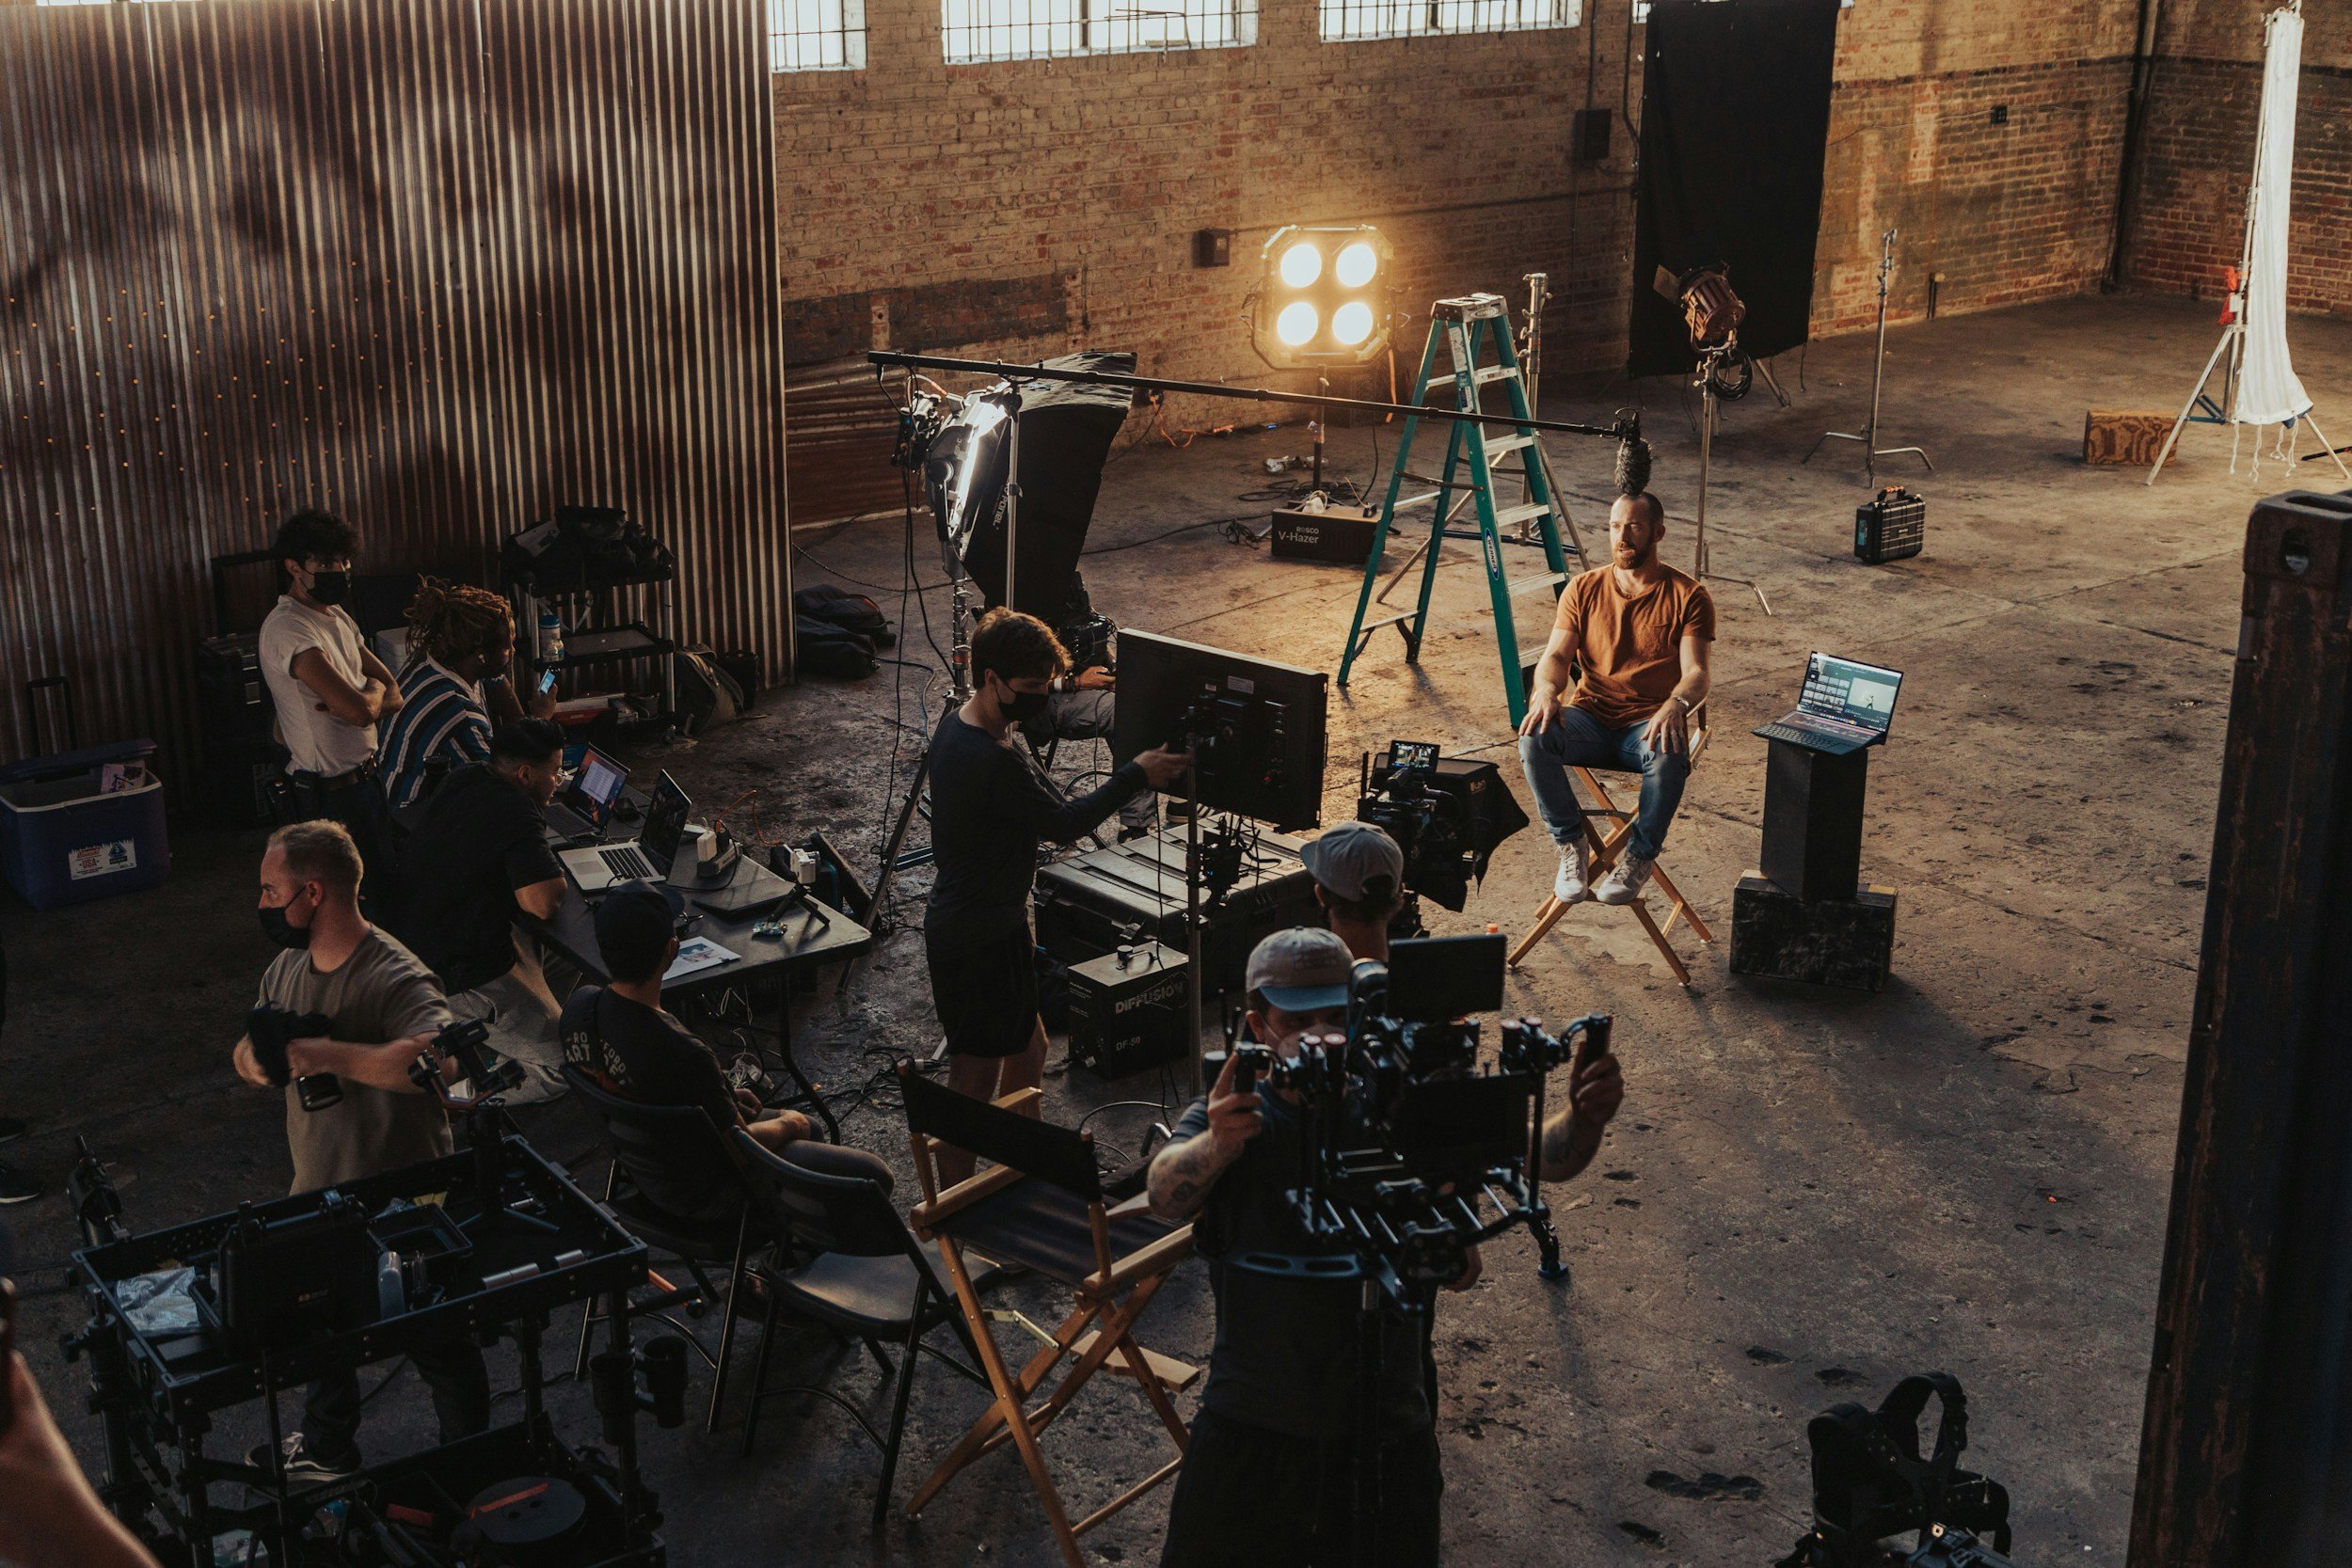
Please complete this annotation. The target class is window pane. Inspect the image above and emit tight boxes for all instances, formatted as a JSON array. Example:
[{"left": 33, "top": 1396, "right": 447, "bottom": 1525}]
[
  {"left": 772, "top": 0, "right": 866, "bottom": 72},
  {"left": 1323, "top": 0, "right": 1573, "bottom": 41},
  {"left": 946, "top": 0, "right": 1254, "bottom": 63}
]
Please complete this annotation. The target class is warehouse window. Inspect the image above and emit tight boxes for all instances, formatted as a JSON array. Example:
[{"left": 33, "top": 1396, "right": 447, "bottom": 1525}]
[
  {"left": 1631, "top": 0, "right": 1847, "bottom": 19},
  {"left": 772, "top": 0, "right": 866, "bottom": 71},
  {"left": 943, "top": 0, "right": 1256, "bottom": 63},
  {"left": 1321, "top": 0, "right": 1576, "bottom": 42}
]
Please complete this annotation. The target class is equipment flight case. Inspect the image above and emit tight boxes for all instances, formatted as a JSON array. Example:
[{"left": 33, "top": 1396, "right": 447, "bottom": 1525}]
[{"left": 1033, "top": 823, "right": 1320, "bottom": 1006}]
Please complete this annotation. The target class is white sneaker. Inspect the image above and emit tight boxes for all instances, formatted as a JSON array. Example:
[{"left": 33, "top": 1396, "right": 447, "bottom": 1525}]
[
  {"left": 1593, "top": 852, "right": 1655, "bottom": 907},
  {"left": 1552, "top": 842, "right": 1591, "bottom": 904}
]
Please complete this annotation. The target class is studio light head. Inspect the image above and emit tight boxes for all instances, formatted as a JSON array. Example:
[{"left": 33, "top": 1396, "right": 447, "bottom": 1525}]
[{"left": 1255, "top": 224, "right": 1392, "bottom": 368}]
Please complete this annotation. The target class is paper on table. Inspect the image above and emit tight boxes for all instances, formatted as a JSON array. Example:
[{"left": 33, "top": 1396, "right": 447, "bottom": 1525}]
[{"left": 663, "top": 937, "right": 740, "bottom": 982}]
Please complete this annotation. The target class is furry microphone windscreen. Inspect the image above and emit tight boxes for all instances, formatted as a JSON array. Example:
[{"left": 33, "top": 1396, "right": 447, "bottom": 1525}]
[{"left": 1613, "top": 434, "right": 1653, "bottom": 498}]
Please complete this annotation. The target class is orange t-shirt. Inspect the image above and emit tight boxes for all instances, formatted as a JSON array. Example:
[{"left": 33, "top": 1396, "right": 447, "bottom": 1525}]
[{"left": 1550, "top": 564, "right": 1715, "bottom": 729}]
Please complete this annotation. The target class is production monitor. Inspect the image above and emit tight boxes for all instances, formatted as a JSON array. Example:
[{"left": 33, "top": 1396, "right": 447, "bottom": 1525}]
[{"left": 1112, "top": 629, "right": 1328, "bottom": 832}]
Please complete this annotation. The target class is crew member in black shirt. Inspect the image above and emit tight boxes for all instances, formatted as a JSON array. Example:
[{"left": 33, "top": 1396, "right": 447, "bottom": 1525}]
[
  {"left": 561, "top": 882, "right": 882, "bottom": 1224},
  {"left": 925, "top": 608, "right": 1188, "bottom": 1182},
  {"left": 1147, "top": 928, "right": 1625, "bottom": 1566},
  {"left": 395, "top": 719, "right": 570, "bottom": 1101}
]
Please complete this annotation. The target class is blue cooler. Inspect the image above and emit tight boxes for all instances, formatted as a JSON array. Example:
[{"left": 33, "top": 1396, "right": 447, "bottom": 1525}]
[{"left": 0, "top": 740, "right": 171, "bottom": 910}]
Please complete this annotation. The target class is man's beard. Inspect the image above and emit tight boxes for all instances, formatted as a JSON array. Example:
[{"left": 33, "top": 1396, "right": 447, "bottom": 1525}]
[{"left": 1613, "top": 538, "right": 1657, "bottom": 569}]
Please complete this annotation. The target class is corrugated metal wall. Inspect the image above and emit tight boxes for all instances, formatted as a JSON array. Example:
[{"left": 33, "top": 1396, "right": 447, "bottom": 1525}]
[{"left": 0, "top": 0, "right": 790, "bottom": 781}]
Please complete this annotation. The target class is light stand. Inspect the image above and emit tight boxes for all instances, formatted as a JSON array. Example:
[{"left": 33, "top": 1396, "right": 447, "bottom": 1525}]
[
  {"left": 1184, "top": 759, "right": 1206, "bottom": 1096},
  {"left": 1804, "top": 228, "right": 1934, "bottom": 486},
  {"left": 1692, "top": 348, "right": 1774, "bottom": 616}
]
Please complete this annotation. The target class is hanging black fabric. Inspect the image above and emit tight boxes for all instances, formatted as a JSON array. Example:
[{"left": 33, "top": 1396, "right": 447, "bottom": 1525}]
[{"left": 1629, "top": 0, "right": 1841, "bottom": 380}]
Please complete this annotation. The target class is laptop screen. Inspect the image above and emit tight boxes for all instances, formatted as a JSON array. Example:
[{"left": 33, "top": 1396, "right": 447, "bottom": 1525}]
[
  {"left": 639, "top": 773, "right": 692, "bottom": 871},
  {"left": 1799, "top": 653, "right": 1904, "bottom": 734},
  {"left": 566, "top": 747, "right": 629, "bottom": 827}
]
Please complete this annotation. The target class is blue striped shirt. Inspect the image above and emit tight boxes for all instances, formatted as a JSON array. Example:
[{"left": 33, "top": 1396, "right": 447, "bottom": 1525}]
[{"left": 380, "top": 657, "right": 493, "bottom": 809}]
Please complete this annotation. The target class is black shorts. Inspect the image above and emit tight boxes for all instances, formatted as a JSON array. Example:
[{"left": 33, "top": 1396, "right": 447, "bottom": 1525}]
[
  {"left": 925, "top": 926, "right": 1040, "bottom": 1060},
  {"left": 1161, "top": 1409, "right": 1441, "bottom": 1567}
]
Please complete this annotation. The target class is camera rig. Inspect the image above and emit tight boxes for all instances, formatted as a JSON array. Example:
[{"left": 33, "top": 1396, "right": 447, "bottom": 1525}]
[
  {"left": 1355, "top": 739, "right": 1528, "bottom": 925},
  {"left": 1225, "top": 942, "right": 1607, "bottom": 1297}
]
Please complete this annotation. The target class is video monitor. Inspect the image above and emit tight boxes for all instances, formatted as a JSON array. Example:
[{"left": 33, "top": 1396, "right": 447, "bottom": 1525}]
[
  {"left": 1111, "top": 629, "right": 1328, "bottom": 831},
  {"left": 1386, "top": 933, "right": 1507, "bottom": 1022}
]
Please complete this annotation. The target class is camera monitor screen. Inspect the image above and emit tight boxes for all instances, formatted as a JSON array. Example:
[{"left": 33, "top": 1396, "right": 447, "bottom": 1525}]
[
  {"left": 1386, "top": 933, "right": 1507, "bottom": 1022},
  {"left": 1112, "top": 629, "right": 1328, "bottom": 831},
  {"left": 1391, "top": 1074, "right": 1537, "bottom": 1181}
]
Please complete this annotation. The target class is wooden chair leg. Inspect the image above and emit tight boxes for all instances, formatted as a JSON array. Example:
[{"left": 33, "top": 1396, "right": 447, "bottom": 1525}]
[
  {"left": 1629, "top": 898, "right": 1693, "bottom": 988},
  {"left": 1509, "top": 895, "right": 1568, "bottom": 967}
]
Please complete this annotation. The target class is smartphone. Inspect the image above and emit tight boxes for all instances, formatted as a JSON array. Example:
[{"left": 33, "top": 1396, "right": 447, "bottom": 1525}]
[{"left": 536, "top": 668, "right": 558, "bottom": 696}]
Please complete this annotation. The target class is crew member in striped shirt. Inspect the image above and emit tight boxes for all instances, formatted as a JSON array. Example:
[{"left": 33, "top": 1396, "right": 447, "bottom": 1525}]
[{"left": 380, "top": 579, "right": 552, "bottom": 811}]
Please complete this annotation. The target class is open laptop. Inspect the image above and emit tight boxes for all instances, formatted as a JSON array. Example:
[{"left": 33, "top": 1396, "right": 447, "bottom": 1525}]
[
  {"left": 1752, "top": 652, "right": 1904, "bottom": 756},
  {"left": 543, "top": 744, "right": 629, "bottom": 839},
  {"left": 558, "top": 771, "right": 691, "bottom": 895}
]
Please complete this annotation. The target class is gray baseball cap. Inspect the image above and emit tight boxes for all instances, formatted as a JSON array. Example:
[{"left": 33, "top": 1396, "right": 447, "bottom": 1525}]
[
  {"left": 1245, "top": 927, "right": 1356, "bottom": 1013},
  {"left": 1302, "top": 820, "right": 1405, "bottom": 904}
]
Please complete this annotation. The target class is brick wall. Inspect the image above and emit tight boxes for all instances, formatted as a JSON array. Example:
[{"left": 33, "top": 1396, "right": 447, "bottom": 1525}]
[
  {"left": 776, "top": 0, "right": 2145, "bottom": 394},
  {"left": 2122, "top": 2, "right": 2352, "bottom": 315}
]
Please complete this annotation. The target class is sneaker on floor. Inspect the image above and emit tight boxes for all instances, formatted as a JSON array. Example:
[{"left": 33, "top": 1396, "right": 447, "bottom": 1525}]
[
  {"left": 0, "top": 1164, "right": 40, "bottom": 1204},
  {"left": 1593, "top": 852, "right": 1655, "bottom": 907},
  {"left": 1552, "top": 842, "right": 1591, "bottom": 905},
  {"left": 246, "top": 1434, "right": 359, "bottom": 1486}
]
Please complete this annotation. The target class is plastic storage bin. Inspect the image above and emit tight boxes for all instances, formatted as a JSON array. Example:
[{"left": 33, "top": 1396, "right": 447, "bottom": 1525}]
[{"left": 0, "top": 740, "right": 170, "bottom": 910}]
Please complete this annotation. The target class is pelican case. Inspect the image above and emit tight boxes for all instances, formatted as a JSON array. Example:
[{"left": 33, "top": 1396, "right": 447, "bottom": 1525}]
[{"left": 1854, "top": 487, "right": 1926, "bottom": 564}]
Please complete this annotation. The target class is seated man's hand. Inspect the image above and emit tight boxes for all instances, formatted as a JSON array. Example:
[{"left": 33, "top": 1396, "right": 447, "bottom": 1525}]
[
  {"left": 1639, "top": 696, "right": 1692, "bottom": 757},
  {"left": 1570, "top": 1050, "right": 1624, "bottom": 1132},
  {"left": 1075, "top": 666, "right": 1115, "bottom": 691},
  {"left": 734, "top": 1085, "right": 764, "bottom": 1117},
  {"left": 1518, "top": 686, "right": 1565, "bottom": 737},
  {"left": 232, "top": 1039, "right": 275, "bottom": 1089}
]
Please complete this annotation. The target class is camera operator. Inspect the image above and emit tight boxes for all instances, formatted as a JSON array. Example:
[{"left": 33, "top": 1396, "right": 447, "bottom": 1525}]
[
  {"left": 229, "top": 821, "right": 488, "bottom": 1482},
  {"left": 1301, "top": 820, "right": 1407, "bottom": 962},
  {"left": 1148, "top": 927, "right": 1624, "bottom": 1566},
  {"left": 391, "top": 720, "right": 572, "bottom": 1103},
  {"left": 380, "top": 578, "right": 553, "bottom": 812},
  {"left": 925, "top": 609, "right": 1188, "bottom": 1183},
  {"left": 258, "top": 510, "right": 405, "bottom": 894},
  {"left": 560, "top": 883, "right": 892, "bottom": 1225}
]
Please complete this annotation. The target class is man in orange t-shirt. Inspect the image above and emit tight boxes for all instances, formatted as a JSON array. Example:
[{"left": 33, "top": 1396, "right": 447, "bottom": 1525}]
[{"left": 1518, "top": 492, "right": 1715, "bottom": 907}]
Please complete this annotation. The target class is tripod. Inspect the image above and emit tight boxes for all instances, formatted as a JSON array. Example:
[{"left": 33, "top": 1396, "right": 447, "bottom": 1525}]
[
  {"left": 1692, "top": 345, "right": 1774, "bottom": 616},
  {"left": 1804, "top": 228, "right": 1933, "bottom": 486}
]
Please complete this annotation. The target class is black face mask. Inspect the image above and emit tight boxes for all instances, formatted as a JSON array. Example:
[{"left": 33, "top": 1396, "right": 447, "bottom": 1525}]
[
  {"left": 307, "top": 569, "right": 351, "bottom": 606},
  {"left": 998, "top": 683, "right": 1049, "bottom": 722},
  {"left": 260, "top": 894, "right": 314, "bottom": 950}
]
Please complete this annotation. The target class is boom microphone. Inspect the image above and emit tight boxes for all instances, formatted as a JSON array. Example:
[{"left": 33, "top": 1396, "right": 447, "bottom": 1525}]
[{"left": 1613, "top": 414, "right": 1652, "bottom": 498}]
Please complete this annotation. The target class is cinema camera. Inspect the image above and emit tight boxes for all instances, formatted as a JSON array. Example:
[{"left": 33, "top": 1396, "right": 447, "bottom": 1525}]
[
  {"left": 1222, "top": 933, "right": 1608, "bottom": 1295},
  {"left": 1356, "top": 739, "right": 1528, "bottom": 919}
]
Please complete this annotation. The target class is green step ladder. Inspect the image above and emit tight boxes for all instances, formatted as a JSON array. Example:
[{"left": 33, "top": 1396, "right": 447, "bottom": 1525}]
[{"left": 1337, "top": 293, "right": 1584, "bottom": 730}]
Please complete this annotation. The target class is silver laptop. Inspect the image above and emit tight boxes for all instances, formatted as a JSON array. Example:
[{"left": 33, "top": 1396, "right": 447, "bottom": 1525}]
[
  {"left": 559, "top": 771, "right": 691, "bottom": 894},
  {"left": 1751, "top": 652, "right": 1904, "bottom": 757}
]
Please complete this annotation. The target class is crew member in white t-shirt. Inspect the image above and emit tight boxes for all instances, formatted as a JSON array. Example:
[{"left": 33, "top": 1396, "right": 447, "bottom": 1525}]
[{"left": 258, "top": 510, "right": 405, "bottom": 893}]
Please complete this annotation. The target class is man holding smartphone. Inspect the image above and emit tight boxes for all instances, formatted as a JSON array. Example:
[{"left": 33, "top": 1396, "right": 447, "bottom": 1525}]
[{"left": 380, "top": 578, "right": 556, "bottom": 812}]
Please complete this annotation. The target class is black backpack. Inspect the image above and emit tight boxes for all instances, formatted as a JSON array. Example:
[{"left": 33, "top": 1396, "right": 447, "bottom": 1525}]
[
  {"left": 793, "top": 584, "right": 895, "bottom": 647},
  {"left": 796, "top": 616, "right": 878, "bottom": 680},
  {"left": 1778, "top": 1374, "right": 2011, "bottom": 1568}
]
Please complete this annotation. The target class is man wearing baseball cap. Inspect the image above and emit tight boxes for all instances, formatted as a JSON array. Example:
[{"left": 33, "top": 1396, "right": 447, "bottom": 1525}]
[
  {"left": 1301, "top": 819, "right": 1409, "bottom": 961},
  {"left": 559, "top": 882, "right": 859, "bottom": 1227},
  {"left": 1149, "top": 927, "right": 1625, "bottom": 1565}
]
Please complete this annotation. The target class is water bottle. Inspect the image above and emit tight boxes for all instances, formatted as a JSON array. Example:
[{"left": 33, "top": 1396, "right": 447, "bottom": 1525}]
[{"left": 538, "top": 608, "right": 565, "bottom": 667}]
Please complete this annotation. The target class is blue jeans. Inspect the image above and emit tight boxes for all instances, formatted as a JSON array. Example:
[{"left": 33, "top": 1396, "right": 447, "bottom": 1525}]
[{"left": 1518, "top": 707, "right": 1690, "bottom": 862}]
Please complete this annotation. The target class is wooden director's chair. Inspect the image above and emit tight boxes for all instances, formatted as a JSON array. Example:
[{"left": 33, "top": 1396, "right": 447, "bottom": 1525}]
[
  {"left": 896, "top": 1063, "right": 1197, "bottom": 1568},
  {"left": 1509, "top": 698, "right": 1714, "bottom": 988}
]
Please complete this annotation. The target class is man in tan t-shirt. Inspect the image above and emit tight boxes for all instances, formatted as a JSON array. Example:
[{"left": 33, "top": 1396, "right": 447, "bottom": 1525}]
[
  {"left": 1518, "top": 492, "right": 1715, "bottom": 907},
  {"left": 229, "top": 821, "right": 486, "bottom": 1482}
]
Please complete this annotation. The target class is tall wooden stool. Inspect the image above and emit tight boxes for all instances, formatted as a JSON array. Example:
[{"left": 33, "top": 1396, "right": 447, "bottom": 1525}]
[{"left": 1508, "top": 703, "right": 1714, "bottom": 987}]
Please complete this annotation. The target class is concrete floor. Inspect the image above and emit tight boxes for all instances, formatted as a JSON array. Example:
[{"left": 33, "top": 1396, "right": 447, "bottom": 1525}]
[{"left": 5, "top": 292, "right": 2344, "bottom": 1567}]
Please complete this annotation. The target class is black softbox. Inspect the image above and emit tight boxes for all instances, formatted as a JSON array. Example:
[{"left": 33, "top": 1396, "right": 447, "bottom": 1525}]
[
  {"left": 1629, "top": 0, "right": 1841, "bottom": 380},
  {"left": 924, "top": 351, "right": 1136, "bottom": 621}
]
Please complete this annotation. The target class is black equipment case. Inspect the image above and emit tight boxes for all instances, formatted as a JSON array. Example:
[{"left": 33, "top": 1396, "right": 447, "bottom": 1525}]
[
  {"left": 1034, "top": 825, "right": 1319, "bottom": 1002},
  {"left": 1853, "top": 486, "right": 1925, "bottom": 564},
  {"left": 1067, "top": 941, "right": 1189, "bottom": 1079}
]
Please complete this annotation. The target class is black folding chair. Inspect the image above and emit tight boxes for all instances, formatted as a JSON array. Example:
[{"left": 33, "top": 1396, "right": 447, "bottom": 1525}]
[
  {"left": 730, "top": 1129, "right": 993, "bottom": 1526},
  {"left": 897, "top": 1064, "right": 1195, "bottom": 1568},
  {"left": 564, "top": 1063, "right": 761, "bottom": 1432}
]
